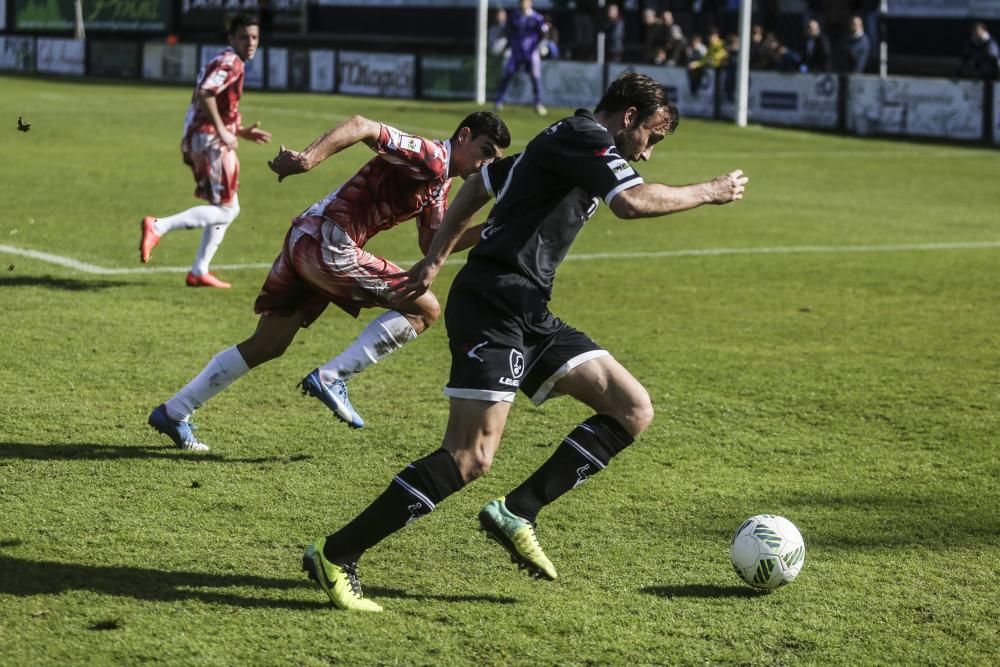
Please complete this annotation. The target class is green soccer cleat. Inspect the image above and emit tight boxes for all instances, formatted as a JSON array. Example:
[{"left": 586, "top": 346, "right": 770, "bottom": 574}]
[
  {"left": 302, "top": 538, "right": 382, "bottom": 612},
  {"left": 478, "top": 497, "right": 557, "bottom": 581}
]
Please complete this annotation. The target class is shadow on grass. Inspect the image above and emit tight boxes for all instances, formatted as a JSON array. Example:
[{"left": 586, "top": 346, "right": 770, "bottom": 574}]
[
  {"left": 641, "top": 584, "right": 768, "bottom": 599},
  {"left": 0, "top": 552, "right": 326, "bottom": 610},
  {"left": 366, "top": 587, "right": 517, "bottom": 605},
  {"left": 0, "top": 442, "right": 311, "bottom": 465},
  {"left": 0, "top": 553, "right": 518, "bottom": 609},
  {"left": 768, "top": 489, "right": 1000, "bottom": 550},
  {"left": 0, "top": 275, "right": 132, "bottom": 291}
]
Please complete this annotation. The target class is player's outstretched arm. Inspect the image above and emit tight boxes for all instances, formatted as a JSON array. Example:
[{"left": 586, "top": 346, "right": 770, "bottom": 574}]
[
  {"left": 389, "top": 173, "right": 491, "bottom": 304},
  {"left": 238, "top": 121, "right": 272, "bottom": 145},
  {"left": 267, "top": 115, "right": 381, "bottom": 182},
  {"left": 610, "top": 169, "right": 748, "bottom": 219}
]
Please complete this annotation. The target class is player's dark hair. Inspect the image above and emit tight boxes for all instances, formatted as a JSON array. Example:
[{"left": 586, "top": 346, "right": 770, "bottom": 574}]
[
  {"left": 452, "top": 111, "right": 511, "bottom": 149},
  {"left": 228, "top": 13, "right": 259, "bottom": 36},
  {"left": 595, "top": 72, "right": 680, "bottom": 133}
]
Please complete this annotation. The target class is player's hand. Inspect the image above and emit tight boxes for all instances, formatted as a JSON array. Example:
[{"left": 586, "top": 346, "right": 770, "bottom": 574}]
[
  {"left": 386, "top": 258, "right": 438, "bottom": 305},
  {"left": 268, "top": 145, "right": 310, "bottom": 182},
  {"left": 240, "top": 121, "right": 272, "bottom": 145},
  {"left": 710, "top": 169, "right": 748, "bottom": 204},
  {"left": 218, "top": 128, "right": 238, "bottom": 150}
]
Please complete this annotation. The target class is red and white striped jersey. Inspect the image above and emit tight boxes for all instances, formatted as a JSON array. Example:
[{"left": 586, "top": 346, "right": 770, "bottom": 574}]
[
  {"left": 297, "top": 124, "right": 452, "bottom": 248},
  {"left": 182, "top": 47, "right": 245, "bottom": 141}
]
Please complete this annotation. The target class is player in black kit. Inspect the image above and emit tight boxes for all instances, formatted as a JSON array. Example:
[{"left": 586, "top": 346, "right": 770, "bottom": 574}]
[{"left": 301, "top": 72, "right": 749, "bottom": 611}]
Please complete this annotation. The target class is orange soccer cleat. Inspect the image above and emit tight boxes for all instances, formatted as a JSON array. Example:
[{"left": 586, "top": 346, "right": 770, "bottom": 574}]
[
  {"left": 185, "top": 271, "right": 231, "bottom": 288},
  {"left": 139, "top": 216, "right": 160, "bottom": 263}
]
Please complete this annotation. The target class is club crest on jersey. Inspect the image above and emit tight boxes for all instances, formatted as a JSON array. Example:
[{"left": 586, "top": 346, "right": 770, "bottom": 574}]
[
  {"left": 607, "top": 158, "right": 636, "bottom": 181},
  {"left": 499, "top": 349, "right": 524, "bottom": 387}
]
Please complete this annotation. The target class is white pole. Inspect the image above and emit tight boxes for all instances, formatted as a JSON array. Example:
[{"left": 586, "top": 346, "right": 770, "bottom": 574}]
[
  {"left": 596, "top": 32, "right": 605, "bottom": 65},
  {"left": 879, "top": 0, "right": 888, "bottom": 79},
  {"left": 735, "top": 0, "right": 751, "bottom": 127},
  {"left": 475, "top": 0, "right": 488, "bottom": 105},
  {"left": 74, "top": 0, "right": 86, "bottom": 40}
]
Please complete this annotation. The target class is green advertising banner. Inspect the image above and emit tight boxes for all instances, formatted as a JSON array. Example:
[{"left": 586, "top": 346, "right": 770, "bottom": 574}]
[{"left": 16, "top": 0, "right": 171, "bottom": 32}]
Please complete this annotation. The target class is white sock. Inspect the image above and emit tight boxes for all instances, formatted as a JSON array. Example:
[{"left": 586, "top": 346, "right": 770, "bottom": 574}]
[
  {"left": 191, "top": 195, "right": 240, "bottom": 275},
  {"left": 319, "top": 311, "right": 418, "bottom": 383},
  {"left": 153, "top": 195, "right": 238, "bottom": 236},
  {"left": 164, "top": 346, "right": 250, "bottom": 421}
]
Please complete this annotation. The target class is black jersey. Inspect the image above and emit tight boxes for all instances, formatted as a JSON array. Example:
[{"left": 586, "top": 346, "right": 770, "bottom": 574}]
[{"left": 455, "top": 109, "right": 644, "bottom": 300}]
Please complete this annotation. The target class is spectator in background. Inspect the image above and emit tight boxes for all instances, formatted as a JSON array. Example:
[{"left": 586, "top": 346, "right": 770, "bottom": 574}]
[
  {"left": 749, "top": 24, "right": 772, "bottom": 70},
  {"left": 489, "top": 8, "right": 509, "bottom": 57},
  {"left": 664, "top": 24, "right": 688, "bottom": 66},
  {"left": 686, "top": 33, "right": 708, "bottom": 67},
  {"left": 956, "top": 22, "right": 1000, "bottom": 81},
  {"left": 540, "top": 15, "right": 561, "bottom": 60},
  {"left": 721, "top": 33, "right": 740, "bottom": 101},
  {"left": 641, "top": 8, "right": 667, "bottom": 63},
  {"left": 495, "top": 0, "right": 549, "bottom": 115},
  {"left": 687, "top": 28, "right": 726, "bottom": 93},
  {"left": 838, "top": 15, "right": 871, "bottom": 73},
  {"left": 605, "top": 4, "right": 626, "bottom": 63},
  {"left": 653, "top": 46, "right": 670, "bottom": 66},
  {"left": 801, "top": 18, "right": 832, "bottom": 72},
  {"left": 697, "top": 27, "right": 728, "bottom": 69},
  {"left": 769, "top": 35, "right": 803, "bottom": 72}
]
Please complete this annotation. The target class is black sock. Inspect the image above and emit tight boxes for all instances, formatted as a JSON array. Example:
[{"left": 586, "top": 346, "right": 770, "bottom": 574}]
[
  {"left": 323, "top": 449, "right": 465, "bottom": 565},
  {"left": 505, "top": 414, "right": 634, "bottom": 524}
]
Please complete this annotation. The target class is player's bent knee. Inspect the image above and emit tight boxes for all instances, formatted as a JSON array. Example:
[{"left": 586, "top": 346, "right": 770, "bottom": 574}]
[
  {"left": 415, "top": 293, "right": 441, "bottom": 329},
  {"left": 618, "top": 390, "right": 654, "bottom": 438}
]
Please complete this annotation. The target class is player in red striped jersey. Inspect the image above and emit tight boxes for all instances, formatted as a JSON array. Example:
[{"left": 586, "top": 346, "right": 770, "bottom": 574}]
[
  {"left": 138, "top": 13, "right": 271, "bottom": 288},
  {"left": 147, "top": 112, "right": 510, "bottom": 450}
]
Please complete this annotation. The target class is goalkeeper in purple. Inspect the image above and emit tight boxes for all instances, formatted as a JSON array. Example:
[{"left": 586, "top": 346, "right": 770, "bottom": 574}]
[{"left": 495, "top": 0, "right": 548, "bottom": 115}]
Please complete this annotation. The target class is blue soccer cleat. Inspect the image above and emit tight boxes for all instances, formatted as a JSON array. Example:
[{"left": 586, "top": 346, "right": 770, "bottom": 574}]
[
  {"left": 148, "top": 403, "right": 209, "bottom": 452},
  {"left": 300, "top": 369, "right": 365, "bottom": 429}
]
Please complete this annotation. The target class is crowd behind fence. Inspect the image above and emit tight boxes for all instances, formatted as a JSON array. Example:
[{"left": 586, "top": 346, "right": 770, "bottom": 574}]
[{"left": 1, "top": 32, "right": 996, "bottom": 146}]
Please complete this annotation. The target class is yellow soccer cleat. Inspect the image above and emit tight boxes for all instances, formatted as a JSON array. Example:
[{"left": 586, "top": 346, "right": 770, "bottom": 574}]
[
  {"left": 302, "top": 538, "right": 383, "bottom": 612},
  {"left": 479, "top": 497, "right": 557, "bottom": 581}
]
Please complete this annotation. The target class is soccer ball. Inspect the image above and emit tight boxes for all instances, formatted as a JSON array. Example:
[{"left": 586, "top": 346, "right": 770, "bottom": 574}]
[{"left": 729, "top": 514, "right": 805, "bottom": 590}]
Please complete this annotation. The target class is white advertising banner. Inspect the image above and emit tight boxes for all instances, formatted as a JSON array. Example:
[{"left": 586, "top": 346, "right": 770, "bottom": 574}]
[
  {"left": 888, "top": 0, "right": 1000, "bottom": 18},
  {"left": 848, "top": 75, "right": 983, "bottom": 141},
  {"left": 36, "top": 38, "right": 84, "bottom": 76},
  {"left": 0, "top": 36, "right": 34, "bottom": 72},
  {"left": 143, "top": 43, "right": 197, "bottom": 82},
  {"left": 268, "top": 47, "right": 288, "bottom": 90},
  {"left": 317, "top": 0, "right": 554, "bottom": 6},
  {"left": 310, "top": 50, "right": 335, "bottom": 92},
  {"left": 744, "top": 71, "right": 839, "bottom": 129},
  {"left": 503, "top": 61, "right": 604, "bottom": 109},
  {"left": 609, "top": 63, "right": 715, "bottom": 119},
  {"left": 994, "top": 83, "right": 1000, "bottom": 146},
  {"left": 338, "top": 51, "right": 416, "bottom": 98}
]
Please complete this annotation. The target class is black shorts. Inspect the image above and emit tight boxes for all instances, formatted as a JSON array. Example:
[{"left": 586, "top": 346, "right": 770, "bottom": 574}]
[{"left": 443, "top": 278, "right": 608, "bottom": 404}]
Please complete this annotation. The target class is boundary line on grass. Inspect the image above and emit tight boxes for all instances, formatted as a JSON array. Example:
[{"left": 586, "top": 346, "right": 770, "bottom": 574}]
[{"left": 1, "top": 241, "right": 999, "bottom": 276}]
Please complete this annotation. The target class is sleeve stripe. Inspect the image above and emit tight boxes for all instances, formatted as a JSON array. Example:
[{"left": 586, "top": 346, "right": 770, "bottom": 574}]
[
  {"left": 604, "top": 177, "right": 644, "bottom": 206},
  {"left": 481, "top": 164, "right": 494, "bottom": 197}
]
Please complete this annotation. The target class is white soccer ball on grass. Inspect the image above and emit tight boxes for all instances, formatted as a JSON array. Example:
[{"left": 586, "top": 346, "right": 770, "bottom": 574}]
[{"left": 729, "top": 514, "right": 805, "bottom": 590}]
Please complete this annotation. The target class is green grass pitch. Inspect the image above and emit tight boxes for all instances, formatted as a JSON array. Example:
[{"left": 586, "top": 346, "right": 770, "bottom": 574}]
[{"left": 1, "top": 74, "right": 998, "bottom": 665}]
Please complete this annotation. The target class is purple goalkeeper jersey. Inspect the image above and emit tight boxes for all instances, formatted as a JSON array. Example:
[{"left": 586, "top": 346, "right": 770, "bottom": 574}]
[{"left": 506, "top": 10, "right": 546, "bottom": 60}]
